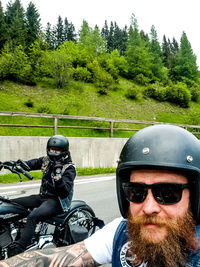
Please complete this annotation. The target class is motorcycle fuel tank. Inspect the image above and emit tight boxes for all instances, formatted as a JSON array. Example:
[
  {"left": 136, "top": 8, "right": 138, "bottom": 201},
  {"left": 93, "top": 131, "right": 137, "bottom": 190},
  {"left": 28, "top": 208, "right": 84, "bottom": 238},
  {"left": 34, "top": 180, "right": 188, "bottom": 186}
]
[{"left": 0, "top": 197, "right": 29, "bottom": 220}]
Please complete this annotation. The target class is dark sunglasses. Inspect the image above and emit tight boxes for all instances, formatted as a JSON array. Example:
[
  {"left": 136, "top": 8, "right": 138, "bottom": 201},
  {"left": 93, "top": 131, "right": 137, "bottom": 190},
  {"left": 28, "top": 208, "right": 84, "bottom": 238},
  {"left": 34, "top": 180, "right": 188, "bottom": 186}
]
[{"left": 122, "top": 182, "right": 190, "bottom": 205}]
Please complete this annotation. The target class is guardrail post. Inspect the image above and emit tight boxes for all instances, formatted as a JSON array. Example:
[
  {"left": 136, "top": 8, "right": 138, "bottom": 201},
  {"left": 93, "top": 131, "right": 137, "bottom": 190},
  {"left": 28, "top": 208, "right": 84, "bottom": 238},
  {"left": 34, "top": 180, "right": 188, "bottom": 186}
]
[
  {"left": 54, "top": 117, "right": 58, "bottom": 135},
  {"left": 110, "top": 121, "right": 114, "bottom": 137}
]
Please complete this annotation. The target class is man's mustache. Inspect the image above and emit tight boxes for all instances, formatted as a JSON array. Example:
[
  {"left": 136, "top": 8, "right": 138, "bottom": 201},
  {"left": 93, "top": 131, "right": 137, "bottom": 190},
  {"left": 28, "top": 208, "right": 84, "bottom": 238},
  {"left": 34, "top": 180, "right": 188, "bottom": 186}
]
[{"left": 129, "top": 215, "right": 177, "bottom": 228}]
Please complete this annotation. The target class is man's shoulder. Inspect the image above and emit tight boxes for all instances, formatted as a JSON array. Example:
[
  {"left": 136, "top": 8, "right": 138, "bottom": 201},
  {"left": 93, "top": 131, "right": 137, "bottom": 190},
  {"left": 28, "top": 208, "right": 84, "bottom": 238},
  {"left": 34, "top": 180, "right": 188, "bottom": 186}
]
[
  {"left": 84, "top": 217, "right": 124, "bottom": 265},
  {"left": 85, "top": 217, "right": 124, "bottom": 242},
  {"left": 99, "top": 217, "right": 124, "bottom": 231}
]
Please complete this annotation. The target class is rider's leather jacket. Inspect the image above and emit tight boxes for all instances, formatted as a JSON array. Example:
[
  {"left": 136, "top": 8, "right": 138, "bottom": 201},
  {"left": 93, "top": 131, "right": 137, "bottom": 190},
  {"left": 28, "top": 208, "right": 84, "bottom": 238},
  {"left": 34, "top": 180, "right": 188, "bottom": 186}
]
[{"left": 25, "top": 152, "right": 76, "bottom": 200}]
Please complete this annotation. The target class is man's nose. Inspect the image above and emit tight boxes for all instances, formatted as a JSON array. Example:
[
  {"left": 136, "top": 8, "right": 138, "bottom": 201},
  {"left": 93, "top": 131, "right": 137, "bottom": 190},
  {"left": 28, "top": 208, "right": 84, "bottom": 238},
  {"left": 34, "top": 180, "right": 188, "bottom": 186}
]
[{"left": 142, "top": 189, "right": 161, "bottom": 215}]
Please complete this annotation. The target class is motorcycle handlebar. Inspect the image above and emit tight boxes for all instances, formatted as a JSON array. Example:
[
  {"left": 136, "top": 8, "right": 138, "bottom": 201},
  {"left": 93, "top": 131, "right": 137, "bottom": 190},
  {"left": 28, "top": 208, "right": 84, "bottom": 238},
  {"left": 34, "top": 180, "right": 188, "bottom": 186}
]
[
  {"left": 2, "top": 160, "right": 33, "bottom": 181},
  {"left": 22, "top": 170, "right": 33, "bottom": 180},
  {"left": 0, "top": 162, "right": 3, "bottom": 171}
]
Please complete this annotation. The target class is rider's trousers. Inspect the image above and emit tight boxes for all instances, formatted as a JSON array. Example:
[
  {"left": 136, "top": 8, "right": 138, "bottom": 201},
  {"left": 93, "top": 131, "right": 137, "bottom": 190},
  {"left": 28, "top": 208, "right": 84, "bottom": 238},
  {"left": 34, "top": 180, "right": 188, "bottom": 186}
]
[{"left": 12, "top": 194, "right": 62, "bottom": 249}]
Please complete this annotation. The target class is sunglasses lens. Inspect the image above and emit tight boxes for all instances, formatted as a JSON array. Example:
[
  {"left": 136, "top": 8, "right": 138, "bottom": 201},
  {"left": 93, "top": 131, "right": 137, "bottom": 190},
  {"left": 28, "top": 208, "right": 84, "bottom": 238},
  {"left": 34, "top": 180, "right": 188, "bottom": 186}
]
[
  {"left": 153, "top": 184, "right": 183, "bottom": 204},
  {"left": 122, "top": 183, "right": 188, "bottom": 205},
  {"left": 123, "top": 183, "right": 147, "bottom": 203}
]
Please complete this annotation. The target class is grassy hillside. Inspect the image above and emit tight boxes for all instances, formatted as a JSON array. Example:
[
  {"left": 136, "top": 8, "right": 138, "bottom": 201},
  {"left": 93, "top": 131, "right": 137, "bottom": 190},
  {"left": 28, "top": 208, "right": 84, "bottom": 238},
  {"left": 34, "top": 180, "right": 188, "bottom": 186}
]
[{"left": 1, "top": 78, "right": 200, "bottom": 138}]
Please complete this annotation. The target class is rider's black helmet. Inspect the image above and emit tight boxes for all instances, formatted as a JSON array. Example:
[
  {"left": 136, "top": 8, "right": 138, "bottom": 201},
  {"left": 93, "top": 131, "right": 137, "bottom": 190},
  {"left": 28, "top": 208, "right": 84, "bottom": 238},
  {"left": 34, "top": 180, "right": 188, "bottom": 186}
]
[
  {"left": 47, "top": 135, "right": 69, "bottom": 161},
  {"left": 116, "top": 124, "right": 200, "bottom": 224}
]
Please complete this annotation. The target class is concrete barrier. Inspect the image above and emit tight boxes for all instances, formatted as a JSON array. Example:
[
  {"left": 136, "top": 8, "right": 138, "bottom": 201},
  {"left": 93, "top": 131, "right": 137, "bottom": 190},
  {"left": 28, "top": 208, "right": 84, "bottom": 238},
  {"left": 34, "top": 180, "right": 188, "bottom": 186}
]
[{"left": 0, "top": 136, "right": 128, "bottom": 172}]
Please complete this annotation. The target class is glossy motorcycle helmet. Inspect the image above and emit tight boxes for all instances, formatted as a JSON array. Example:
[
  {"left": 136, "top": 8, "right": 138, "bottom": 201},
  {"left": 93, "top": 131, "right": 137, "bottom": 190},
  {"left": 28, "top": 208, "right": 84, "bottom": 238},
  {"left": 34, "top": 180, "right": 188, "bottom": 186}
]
[
  {"left": 116, "top": 124, "right": 200, "bottom": 224},
  {"left": 47, "top": 135, "right": 69, "bottom": 161}
]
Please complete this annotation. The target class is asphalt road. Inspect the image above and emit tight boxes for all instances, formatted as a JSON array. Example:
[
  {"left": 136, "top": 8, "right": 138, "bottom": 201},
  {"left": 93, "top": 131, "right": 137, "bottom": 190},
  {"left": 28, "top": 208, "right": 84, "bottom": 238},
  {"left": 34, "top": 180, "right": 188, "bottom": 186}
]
[{"left": 0, "top": 174, "right": 121, "bottom": 266}]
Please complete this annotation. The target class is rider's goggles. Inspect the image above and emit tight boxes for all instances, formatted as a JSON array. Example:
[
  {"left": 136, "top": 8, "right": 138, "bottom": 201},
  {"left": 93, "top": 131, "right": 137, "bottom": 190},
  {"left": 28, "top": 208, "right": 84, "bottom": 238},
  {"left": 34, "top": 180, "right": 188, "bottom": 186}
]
[{"left": 122, "top": 182, "right": 190, "bottom": 205}]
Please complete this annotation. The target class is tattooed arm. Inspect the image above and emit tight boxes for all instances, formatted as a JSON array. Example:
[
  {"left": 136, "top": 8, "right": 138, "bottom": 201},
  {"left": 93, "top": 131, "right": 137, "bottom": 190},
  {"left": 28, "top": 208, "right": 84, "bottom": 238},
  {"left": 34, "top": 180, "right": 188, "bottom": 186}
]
[{"left": 0, "top": 241, "right": 100, "bottom": 267}]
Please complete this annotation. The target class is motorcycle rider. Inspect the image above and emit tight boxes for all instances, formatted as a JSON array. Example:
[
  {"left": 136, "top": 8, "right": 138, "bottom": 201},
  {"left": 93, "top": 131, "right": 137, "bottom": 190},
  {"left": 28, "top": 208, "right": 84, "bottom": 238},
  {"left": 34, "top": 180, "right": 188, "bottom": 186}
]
[
  {"left": 1, "top": 124, "right": 200, "bottom": 266},
  {"left": 7, "top": 134, "right": 76, "bottom": 258}
]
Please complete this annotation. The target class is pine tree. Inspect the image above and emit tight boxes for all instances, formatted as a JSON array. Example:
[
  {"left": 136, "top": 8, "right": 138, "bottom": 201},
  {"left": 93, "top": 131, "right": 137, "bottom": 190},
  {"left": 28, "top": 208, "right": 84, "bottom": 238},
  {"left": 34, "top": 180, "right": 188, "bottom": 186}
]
[
  {"left": 67, "top": 22, "right": 76, "bottom": 42},
  {"left": 0, "top": 1, "right": 7, "bottom": 50},
  {"left": 140, "top": 30, "right": 149, "bottom": 43},
  {"left": 162, "top": 35, "right": 171, "bottom": 68},
  {"left": 125, "top": 14, "right": 153, "bottom": 82},
  {"left": 101, "top": 20, "right": 109, "bottom": 51},
  {"left": 25, "top": 1, "right": 41, "bottom": 47},
  {"left": 171, "top": 37, "right": 179, "bottom": 54},
  {"left": 79, "top": 21, "right": 106, "bottom": 59},
  {"left": 167, "top": 37, "right": 179, "bottom": 80},
  {"left": 108, "top": 21, "right": 114, "bottom": 52},
  {"left": 101, "top": 21, "right": 127, "bottom": 55},
  {"left": 91, "top": 25, "right": 106, "bottom": 58},
  {"left": 149, "top": 25, "right": 165, "bottom": 80},
  {"left": 174, "top": 31, "right": 198, "bottom": 81},
  {"left": 45, "top": 22, "right": 54, "bottom": 49},
  {"left": 5, "top": 0, "right": 26, "bottom": 48},
  {"left": 79, "top": 20, "right": 91, "bottom": 46},
  {"left": 55, "top": 16, "right": 64, "bottom": 47},
  {"left": 113, "top": 22, "right": 122, "bottom": 51},
  {"left": 120, "top": 25, "right": 128, "bottom": 55},
  {"left": 63, "top": 17, "right": 69, "bottom": 41}
]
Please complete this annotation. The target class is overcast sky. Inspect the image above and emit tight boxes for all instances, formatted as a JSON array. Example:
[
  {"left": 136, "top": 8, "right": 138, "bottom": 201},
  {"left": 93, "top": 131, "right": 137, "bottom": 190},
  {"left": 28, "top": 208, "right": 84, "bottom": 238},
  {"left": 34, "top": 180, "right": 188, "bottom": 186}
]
[{"left": 2, "top": 0, "right": 200, "bottom": 68}]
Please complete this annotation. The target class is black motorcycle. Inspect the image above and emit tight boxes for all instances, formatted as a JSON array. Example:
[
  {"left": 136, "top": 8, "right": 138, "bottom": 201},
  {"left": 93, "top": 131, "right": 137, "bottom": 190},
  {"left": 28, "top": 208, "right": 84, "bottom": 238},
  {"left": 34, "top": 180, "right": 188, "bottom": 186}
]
[{"left": 0, "top": 160, "right": 104, "bottom": 259}]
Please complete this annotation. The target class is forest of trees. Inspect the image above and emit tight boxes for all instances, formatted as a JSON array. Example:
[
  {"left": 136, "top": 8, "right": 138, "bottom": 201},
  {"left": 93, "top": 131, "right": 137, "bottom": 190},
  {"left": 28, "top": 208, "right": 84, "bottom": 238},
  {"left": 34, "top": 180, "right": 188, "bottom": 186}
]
[{"left": 0, "top": 0, "right": 200, "bottom": 108}]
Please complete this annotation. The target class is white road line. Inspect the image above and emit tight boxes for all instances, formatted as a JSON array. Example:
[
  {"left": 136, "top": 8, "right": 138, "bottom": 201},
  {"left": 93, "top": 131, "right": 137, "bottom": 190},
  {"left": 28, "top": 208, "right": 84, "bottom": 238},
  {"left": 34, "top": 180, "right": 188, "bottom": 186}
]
[
  {"left": 76, "top": 176, "right": 115, "bottom": 185},
  {"left": 0, "top": 183, "right": 40, "bottom": 190},
  {"left": 0, "top": 175, "right": 115, "bottom": 191},
  {"left": 1, "top": 191, "right": 17, "bottom": 195}
]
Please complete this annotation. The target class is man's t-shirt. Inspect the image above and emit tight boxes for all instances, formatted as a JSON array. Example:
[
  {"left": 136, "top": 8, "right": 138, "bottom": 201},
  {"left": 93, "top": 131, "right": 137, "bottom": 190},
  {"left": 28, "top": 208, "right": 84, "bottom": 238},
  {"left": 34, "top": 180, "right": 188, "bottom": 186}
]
[{"left": 84, "top": 217, "right": 123, "bottom": 264}]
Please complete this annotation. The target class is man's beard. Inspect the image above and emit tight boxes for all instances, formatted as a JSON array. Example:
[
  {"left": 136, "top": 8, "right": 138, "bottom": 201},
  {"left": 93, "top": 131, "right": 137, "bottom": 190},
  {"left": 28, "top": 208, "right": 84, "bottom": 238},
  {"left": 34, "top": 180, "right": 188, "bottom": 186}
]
[{"left": 127, "top": 210, "right": 196, "bottom": 267}]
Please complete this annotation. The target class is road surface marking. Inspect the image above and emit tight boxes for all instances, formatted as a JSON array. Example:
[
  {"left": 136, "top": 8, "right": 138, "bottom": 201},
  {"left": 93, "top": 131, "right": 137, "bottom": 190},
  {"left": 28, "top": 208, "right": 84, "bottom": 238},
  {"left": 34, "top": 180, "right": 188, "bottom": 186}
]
[{"left": 0, "top": 175, "right": 115, "bottom": 191}]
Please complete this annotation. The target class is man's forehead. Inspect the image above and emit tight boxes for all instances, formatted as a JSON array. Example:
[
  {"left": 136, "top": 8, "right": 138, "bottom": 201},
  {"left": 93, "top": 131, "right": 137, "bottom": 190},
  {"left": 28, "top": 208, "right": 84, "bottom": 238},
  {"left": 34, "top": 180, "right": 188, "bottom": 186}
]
[{"left": 130, "top": 169, "right": 188, "bottom": 182}]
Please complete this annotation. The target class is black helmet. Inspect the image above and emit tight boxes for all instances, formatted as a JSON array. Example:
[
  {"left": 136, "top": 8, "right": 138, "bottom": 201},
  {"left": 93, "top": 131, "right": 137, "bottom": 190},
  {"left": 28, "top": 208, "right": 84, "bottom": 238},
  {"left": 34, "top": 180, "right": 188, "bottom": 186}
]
[
  {"left": 47, "top": 135, "right": 69, "bottom": 161},
  {"left": 116, "top": 124, "right": 200, "bottom": 223}
]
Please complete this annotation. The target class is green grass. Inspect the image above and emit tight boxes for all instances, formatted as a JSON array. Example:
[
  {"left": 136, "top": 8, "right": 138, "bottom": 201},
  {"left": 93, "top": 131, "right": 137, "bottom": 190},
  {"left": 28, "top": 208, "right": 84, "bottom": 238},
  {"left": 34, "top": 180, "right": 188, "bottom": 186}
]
[
  {"left": 0, "top": 78, "right": 200, "bottom": 137},
  {"left": 0, "top": 168, "right": 116, "bottom": 183}
]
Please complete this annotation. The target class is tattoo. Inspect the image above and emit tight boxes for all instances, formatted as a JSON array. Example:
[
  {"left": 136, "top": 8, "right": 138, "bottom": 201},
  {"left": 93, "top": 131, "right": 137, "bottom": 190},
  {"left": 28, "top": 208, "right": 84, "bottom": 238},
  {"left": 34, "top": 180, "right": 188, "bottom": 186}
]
[{"left": 0, "top": 241, "right": 100, "bottom": 267}]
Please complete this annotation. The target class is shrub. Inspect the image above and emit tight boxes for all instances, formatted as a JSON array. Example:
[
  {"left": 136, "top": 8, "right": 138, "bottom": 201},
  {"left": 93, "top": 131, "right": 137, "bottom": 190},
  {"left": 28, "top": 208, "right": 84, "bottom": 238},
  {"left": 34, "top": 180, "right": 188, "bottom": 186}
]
[
  {"left": 87, "top": 61, "right": 115, "bottom": 93},
  {"left": 24, "top": 99, "right": 34, "bottom": 108},
  {"left": 109, "top": 50, "right": 128, "bottom": 77},
  {"left": 181, "top": 77, "right": 198, "bottom": 88},
  {"left": 98, "top": 52, "right": 121, "bottom": 81},
  {"left": 98, "top": 88, "right": 108, "bottom": 95},
  {"left": 190, "top": 85, "right": 200, "bottom": 102},
  {"left": 134, "top": 74, "right": 150, "bottom": 85},
  {"left": 37, "top": 105, "right": 52, "bottom": 114},
  {"left": 72, "top": 67, "right": 92, "bottom": 82},
  {"left": 43, "top": 49, "right": 73, "bottom": 88},
  {"left": 9, "top": 46, "right": 34, "bottom": 84},
  {"left": 165, "top": 82, "right": 191, "bottom": 108},
  {"left": 0, "top": 45, "right": 35, "bottom": 84},
  {"left": 125, "top": 86, "right": 138, "bottom": 100},
  {"left": 0, "top": 52, "right": 12, "bottom": 80},
  {"left": 180, "top": 77, "right": 200, "bottom": 102},
  {"left": 143, "top": 83, "right": 166, "bottom": 102}
]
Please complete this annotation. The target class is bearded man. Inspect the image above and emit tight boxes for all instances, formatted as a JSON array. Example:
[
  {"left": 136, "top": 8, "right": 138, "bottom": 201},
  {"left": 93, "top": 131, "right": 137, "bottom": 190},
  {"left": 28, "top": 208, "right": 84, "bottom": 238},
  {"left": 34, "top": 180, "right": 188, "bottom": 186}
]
[{"left": 1, "top": 124, "right": 200, "bottom": 266}]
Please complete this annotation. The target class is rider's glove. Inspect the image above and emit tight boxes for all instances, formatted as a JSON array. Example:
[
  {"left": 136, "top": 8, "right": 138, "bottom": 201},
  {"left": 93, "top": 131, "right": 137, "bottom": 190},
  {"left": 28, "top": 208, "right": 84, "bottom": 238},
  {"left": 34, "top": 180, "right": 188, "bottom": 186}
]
[
  {"left": 53, "top": 162, "right": 63, "bottom": 181},
  {"left": 17, "top": 159, "right": 31, "bottom": 171}
]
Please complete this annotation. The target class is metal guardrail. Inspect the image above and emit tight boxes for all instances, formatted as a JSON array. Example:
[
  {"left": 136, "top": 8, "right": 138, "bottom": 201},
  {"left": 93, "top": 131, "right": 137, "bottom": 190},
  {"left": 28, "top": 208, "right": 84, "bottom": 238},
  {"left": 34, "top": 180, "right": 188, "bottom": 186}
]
[{"left": 0, "top": 111, "right": 200, "bottom": 137}]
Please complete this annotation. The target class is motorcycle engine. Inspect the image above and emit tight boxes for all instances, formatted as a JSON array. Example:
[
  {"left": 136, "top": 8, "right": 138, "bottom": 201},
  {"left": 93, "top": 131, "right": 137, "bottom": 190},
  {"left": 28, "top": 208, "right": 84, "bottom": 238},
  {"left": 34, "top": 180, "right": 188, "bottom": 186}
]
[{"left": 0, "top": 226, "right": 12, "bottom": 247}]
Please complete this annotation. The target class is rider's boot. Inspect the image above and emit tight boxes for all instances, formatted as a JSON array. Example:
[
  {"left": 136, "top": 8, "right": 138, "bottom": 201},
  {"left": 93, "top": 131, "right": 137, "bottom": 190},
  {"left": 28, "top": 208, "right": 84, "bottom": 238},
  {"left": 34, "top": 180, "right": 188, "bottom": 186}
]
[{"left": 7, "top": 242, "right": 25, "bottom": 258}]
